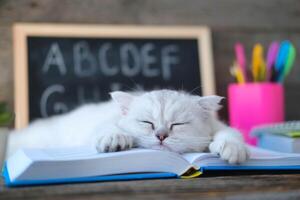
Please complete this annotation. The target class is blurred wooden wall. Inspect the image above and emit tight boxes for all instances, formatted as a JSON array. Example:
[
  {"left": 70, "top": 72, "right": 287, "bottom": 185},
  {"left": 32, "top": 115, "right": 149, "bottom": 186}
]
[{"left": 1, "top": 0, "right": 300, "bottom": 121}]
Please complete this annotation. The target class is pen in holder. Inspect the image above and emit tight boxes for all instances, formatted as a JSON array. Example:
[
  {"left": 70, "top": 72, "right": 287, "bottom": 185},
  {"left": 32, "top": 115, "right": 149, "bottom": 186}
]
[{"left": 228, "top": 83, "right": 285, "bottom": 145}]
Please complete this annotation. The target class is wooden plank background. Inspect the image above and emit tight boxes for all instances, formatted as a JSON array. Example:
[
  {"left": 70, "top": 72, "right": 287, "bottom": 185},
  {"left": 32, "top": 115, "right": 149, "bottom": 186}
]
[{"left": 0, "top": 0, "right": 300, "bottom": 121}]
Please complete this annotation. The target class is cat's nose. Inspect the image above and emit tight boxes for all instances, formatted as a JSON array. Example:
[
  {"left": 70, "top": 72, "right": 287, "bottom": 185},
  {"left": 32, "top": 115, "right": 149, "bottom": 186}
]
[
  {"left": 156, "top": 134, "right": 168, "bottom": 142},
  {"left": 155, "top": 128, "right": 169, "bottom": 142}
]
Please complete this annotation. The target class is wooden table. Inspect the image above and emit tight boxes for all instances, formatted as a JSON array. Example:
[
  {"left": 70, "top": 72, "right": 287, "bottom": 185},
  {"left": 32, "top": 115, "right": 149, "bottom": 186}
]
[{"left": 1, "top": 174, "right": 300, "bottom": 200}]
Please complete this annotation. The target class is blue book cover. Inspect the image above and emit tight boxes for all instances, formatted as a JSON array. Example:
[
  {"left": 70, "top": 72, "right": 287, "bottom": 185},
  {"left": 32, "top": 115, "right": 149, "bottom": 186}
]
[
  {"left": 4, "top": 163, "right": 300, "bottom": 187},
  {"left": 2, "top": 163, "right": 178, "bottom": 187},
  {"left": 201, "top": 165, "right": 300, "bottom": 171}
]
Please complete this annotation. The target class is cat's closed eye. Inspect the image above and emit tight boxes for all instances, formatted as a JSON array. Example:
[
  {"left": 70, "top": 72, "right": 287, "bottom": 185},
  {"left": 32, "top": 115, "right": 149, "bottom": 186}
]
[
  {"left": 139, "top": 120, "right": 155, "bottom": 130},
  {"left": 170, "top": 122, "right": 189, "bottom": 131}
]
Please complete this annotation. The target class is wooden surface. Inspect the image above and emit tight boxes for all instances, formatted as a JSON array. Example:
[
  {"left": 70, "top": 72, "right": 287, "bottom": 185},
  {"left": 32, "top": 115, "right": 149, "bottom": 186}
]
[
  {"left": 1, "top": 0, "right": 300, "bottom": 121},
  {"left": 1, "top": 174, "right": 300, "bottom": 200}
]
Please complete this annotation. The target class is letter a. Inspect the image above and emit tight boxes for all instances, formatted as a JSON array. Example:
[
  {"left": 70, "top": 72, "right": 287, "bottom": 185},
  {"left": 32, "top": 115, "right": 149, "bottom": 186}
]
[{"left": 42, "top": 43, "right": 67, "bottom": 75}]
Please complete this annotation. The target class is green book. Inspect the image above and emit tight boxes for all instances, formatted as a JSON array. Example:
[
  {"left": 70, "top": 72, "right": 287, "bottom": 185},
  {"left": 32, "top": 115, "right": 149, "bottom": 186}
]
[{"left": 251, "top": 121, "right": 300, "bottom": 138}]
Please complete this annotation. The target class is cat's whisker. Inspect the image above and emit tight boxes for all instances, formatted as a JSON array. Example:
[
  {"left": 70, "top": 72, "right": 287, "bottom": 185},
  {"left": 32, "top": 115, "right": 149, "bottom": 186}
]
[
  {"left": 166, "top": 139, "right": 212, "bottom": 145},
  {"left": 188, "top": 85, "right": 203, "bottom": 95},
  {"left": 169, "top": 137, "right": 212, "bottom": 142},
  {"left": 127, "top": 77, "right": 142, "bottom": 91}
]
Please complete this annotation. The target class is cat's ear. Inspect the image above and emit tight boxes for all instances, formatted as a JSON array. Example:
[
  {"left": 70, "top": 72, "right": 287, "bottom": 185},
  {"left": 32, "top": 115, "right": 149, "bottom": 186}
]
[
  {"left": 110, "top": 91, "right": 134, "bottom": 115},
  {"left": 197, "top": 95, "right": 224, "bottom": 112}
]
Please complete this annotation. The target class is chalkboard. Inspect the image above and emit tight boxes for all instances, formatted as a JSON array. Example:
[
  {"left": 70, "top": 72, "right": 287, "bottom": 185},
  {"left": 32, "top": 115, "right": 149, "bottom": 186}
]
[{"left": 13, "top": 24, "right": 215, "bottom": 128}]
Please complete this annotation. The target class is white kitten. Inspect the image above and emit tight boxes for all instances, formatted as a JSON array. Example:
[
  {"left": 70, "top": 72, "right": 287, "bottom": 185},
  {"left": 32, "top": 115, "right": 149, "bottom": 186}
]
[{"left": 7, "top": 90, "right": 249, "bottom": 164}]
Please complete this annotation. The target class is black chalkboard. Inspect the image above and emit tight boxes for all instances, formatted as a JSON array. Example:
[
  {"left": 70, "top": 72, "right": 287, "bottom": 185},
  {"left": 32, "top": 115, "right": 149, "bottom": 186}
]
[
  {"left": 14, "top": 25, "right": 214, "bottom": 128},
  {"left": 26, "top": 36, "right": 202, "bottom": 121}
]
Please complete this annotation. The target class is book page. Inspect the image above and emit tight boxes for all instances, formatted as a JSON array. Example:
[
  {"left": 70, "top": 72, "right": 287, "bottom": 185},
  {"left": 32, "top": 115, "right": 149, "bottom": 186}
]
[
  {"left": 182, "top": 152, "right": 218, "bottom": 164},
  {"left": 181, "top": 145, "right": 300, "bottom": 166},
  {"left": 8, "top": 147, "right": 194, "bottom": 181},
  {"left": 24, "top": 146, "right": 160, "bottom": 161},
  {"left": 249, "top": 145, "right": 300, "bottom": 159}
]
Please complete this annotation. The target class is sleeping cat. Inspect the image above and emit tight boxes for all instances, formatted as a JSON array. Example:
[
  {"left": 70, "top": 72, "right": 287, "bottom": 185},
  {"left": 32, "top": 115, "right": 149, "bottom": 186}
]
[{"left": 7, "top": 89, "right": 249, "bottom": 164}]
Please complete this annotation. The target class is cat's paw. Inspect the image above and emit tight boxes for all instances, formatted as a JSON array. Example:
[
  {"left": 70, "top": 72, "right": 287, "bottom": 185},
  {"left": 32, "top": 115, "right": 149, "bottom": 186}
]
[
  {"left": 95, "top": 134, "right": 133, "bottom": 153},
  {"left": 209, "top": 140, "right": 249, "bottom": 164}
]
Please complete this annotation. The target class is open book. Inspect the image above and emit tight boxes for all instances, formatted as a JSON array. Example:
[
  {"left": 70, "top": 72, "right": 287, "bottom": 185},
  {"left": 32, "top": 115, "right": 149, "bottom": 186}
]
[{"left": 3, "top": 145, "right": 300, "bottom": 186}]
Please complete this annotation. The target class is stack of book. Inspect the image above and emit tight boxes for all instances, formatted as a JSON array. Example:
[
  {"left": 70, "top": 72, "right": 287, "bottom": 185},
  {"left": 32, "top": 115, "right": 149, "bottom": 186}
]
[{"left": 251, "top": 121, "right": 300, "bottom": 153}]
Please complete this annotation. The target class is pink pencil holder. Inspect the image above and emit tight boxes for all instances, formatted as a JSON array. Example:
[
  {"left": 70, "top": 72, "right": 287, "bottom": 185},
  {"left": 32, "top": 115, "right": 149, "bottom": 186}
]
[{"left": 228, "top": 83, "right": 285, "bottom": 145}]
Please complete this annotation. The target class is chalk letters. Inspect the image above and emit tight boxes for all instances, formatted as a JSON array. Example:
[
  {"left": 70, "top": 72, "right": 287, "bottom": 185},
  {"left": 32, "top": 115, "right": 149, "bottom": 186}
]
[
  {"left": 120, "top": 43, "right": 141, "bottom": 77},
  {"left": 31, "top": 38, "right": 195, "bottom": 121},
  {"left": 99, "top": 43, "right": 118, "bottom": 76},
  {"left": 141, "top": 43, "right": 159, "bottom": 77},
  {"left": 40, "top": 84, "right": 68, "bottom": 117},
  {"left": 74, "top": 41, "right": 97, "bottom": 77},
  {"left": 161, "top": 45, "right": 179, "bottom": 80},
  {"left": 42, "top": 43, "right": 67, "bottom": 75}
]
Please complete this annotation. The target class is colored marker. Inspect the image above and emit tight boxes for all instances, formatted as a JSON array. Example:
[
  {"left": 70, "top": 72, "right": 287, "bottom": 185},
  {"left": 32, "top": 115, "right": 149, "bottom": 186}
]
[
  {"left": 266, "top": 42, "right": 279, "bottom": 81},
  {"left": 275, "top": 41, "right": 290, "bottom": 75},
  {"left": 278, "top": 43, "right": 296, "bottom": 82},
  {"left": 235, "top": 43, "right": 247, "bottom": 81},
  {"left": 252, "top": 44, "right": 265, "bottom": 82},
  {"left": 230, "top": 62, "right": 245, "bottom": 84}
]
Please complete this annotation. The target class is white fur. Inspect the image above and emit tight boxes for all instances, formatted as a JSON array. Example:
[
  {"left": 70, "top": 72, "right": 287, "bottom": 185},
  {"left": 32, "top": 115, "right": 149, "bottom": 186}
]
[{"left": 7, "top": 90, "right": 249, "bottom": 163}]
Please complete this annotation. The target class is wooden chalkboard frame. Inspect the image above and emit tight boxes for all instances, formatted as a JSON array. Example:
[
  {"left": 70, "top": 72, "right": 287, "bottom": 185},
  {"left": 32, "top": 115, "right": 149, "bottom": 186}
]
[{"left": 13, "top": 23, "right": 215, "bottom": 129}]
